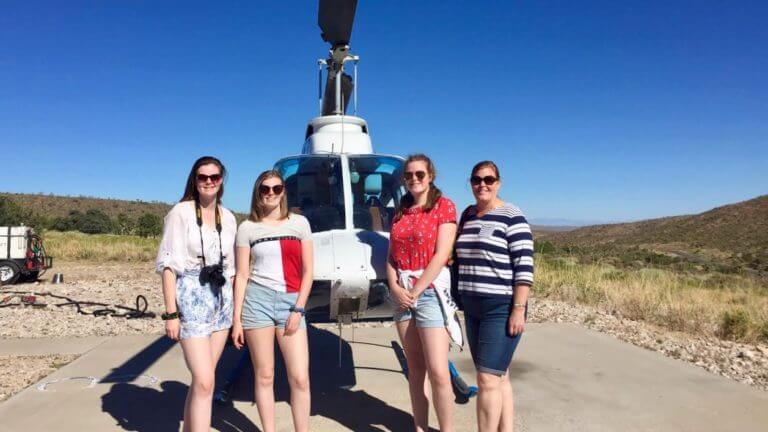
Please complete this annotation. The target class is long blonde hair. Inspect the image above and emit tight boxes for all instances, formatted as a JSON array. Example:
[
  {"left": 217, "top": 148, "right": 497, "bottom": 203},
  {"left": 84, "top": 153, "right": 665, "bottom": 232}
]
[{"left": 249, "top": 170, "right": 289, "bottom": 222}]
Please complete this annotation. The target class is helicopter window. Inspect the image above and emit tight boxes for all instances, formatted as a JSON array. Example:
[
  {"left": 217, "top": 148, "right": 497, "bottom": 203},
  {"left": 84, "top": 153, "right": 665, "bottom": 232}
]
[
  {"left": 275, "top": 156, "right": 346, "bottom": 232},
  {"left": 348, "top": 155, "right": 404, "bottom": 232}
]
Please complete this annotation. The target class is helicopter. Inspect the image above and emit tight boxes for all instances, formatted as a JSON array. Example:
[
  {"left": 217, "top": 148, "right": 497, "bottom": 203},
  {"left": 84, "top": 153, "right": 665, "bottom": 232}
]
[{"left": 273, "top": 0, "right": 405, "bottom": 323}]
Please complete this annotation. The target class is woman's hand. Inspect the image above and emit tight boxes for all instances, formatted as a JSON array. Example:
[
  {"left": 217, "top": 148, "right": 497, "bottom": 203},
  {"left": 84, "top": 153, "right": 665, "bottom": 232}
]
[
  {"left": 165, "top": 319, "right": 180, "bottom": 341},
  {"left": 391, "top": 285, "right": 415, "bottom": 311},
  {"left": 409, "top": 276, "right": 427, "bottom": 299},
  {"left": 285, "top": 312, "right": 302, "bottom": 336},
  {"left": 231, "top": 321, "right": 245, "bottom": 349},
  {"left": 508, "top": 309, "right": 526, "bottom": 336}
]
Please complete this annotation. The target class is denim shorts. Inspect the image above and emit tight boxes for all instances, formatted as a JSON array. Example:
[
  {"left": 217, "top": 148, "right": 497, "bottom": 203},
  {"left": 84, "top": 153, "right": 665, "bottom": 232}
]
[
  {"left": 392, "top": 288, "right": 444, "bottom": 328},
  {"left": 241, "top": 282, "right": 307, "bottom": 330},
  {"left": 176, "top": 271, "right": 233, "bottom": 340},
  {"left": 463, "top": 295, "right": 525, "bottom": 376}
]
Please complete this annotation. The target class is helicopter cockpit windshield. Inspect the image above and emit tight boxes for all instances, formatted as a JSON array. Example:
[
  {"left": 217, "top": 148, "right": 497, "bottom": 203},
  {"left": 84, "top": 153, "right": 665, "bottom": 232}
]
[
  {"left": 349, "top": 155, "right": 403, "bottom": 232},
  {"left": 275, "top": 154, "right": 404, "bottom": 233},
  {"left": 276, "top": 155, "right": 346, "bottom": 232}
]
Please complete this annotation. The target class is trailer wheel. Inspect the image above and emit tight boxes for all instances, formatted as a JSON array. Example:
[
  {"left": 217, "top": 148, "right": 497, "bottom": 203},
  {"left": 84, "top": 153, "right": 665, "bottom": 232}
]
[{"left": 0, "top": 261, "right": 21, "bottom": 285}]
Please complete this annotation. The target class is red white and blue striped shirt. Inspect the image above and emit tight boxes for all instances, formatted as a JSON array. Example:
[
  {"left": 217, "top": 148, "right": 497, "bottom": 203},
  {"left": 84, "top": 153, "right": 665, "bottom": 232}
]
[{"left": 235, "top": 214, "right": 312, "bottom": 293}]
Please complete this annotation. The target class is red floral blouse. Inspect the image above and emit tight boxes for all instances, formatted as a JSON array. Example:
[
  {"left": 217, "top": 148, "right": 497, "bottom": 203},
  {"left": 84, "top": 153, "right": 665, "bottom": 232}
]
[{"left": 390, "top": 196, "right": 457, "bottom": 271}]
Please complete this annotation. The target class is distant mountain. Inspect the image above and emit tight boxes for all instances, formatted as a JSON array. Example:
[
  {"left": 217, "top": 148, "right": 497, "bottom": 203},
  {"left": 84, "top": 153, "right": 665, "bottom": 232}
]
[
  {"left": 529, "top": 218, "right": 609, "bottom": 227},
  {"left": 543, "top": 195, "right": 768, "bottom": 273}
]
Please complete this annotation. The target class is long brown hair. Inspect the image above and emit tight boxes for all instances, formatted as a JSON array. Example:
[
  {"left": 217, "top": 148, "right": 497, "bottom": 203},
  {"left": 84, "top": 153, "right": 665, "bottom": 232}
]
[
  {"left": 249, "top": 170, "right": 289, "bottom": 222},
  {"left": 180, "top": 156, "right": 226, "bottom": 203},
  {"left": 395, "top": 153, "right": 443, "bottom": 220}
]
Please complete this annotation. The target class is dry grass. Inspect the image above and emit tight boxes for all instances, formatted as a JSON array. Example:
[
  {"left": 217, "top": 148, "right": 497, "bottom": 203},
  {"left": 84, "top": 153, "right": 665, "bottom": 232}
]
[
  {"left": 43, "top": 231, "right": 159, "bottom": 262},
  {"left": 38, "top": 231, "right": 768, "bottom": 342},
  {"left": 536, "top": 254, "right": 768, "bottom": 343}
]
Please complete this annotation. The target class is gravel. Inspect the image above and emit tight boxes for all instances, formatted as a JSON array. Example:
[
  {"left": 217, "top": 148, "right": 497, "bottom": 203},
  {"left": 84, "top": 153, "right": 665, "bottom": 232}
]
[
  {"left": 0, "top": 354, "right": 78, "bottom": 402},
  {"left": 528, "top": 297, "right": 768, "bottom": 391},
  {"left": 1, "top": 262, "right": 766, "bottom": 396}
]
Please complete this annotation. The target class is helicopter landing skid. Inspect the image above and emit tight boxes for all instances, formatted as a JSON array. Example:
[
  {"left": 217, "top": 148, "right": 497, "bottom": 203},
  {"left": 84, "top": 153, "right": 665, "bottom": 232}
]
[{"left": 337, "top": 313, "right": 356, "bottom": 367}]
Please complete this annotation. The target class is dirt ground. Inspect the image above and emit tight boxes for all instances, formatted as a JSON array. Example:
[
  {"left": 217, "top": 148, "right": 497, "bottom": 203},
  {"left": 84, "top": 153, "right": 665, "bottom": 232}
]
[
  {"left": 0, "top": 262, "right": 164, "bottom": 339},
  {"left": 0, "top": 354, "right": 78, "bottom": 402}
]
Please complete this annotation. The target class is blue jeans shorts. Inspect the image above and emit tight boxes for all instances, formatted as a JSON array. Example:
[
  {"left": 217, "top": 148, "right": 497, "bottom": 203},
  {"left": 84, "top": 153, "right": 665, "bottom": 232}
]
[
  {"left": 392, "top": 288, "right": 444, "bottom": 328},
  {"left": 176, "top": 271, "right": 233, "bottom": 340},
  {"left": 241, "top": 282, "right": 307, "bottom": 330},
  {"left": 463, "top": 295, "right": 525, "bottom": 376}
]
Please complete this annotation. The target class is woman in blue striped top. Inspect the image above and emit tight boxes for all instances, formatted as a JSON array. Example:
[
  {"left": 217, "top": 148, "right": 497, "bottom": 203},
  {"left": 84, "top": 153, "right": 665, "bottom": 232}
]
[{"left": 455, "top": 160, "right": 534, "bottom": 432}]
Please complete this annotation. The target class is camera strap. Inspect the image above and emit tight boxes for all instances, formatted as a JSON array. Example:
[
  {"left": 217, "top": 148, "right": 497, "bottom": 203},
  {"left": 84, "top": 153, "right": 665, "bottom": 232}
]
[{"left": 195, "top": 199, "right": 224, "bottom": 268}]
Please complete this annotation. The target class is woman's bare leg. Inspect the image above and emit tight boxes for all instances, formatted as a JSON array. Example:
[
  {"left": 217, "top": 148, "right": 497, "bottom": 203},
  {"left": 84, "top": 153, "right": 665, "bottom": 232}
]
[
  {"left": 476, "top": 371, "right": 504, "bottom": 432},
  {"left": 397, "top": 320, "right": 430, "bottom": 432},
  {"left": 180, "top": 337, "right": 216, "bottom": 432},
  {"left": 498, "top": 372, "right": 513, "bottom": 432},
  {"left": 276, "top": 327, "right": 311, "bottom": 432},
  {"left": 419, "top": 327, "right": 454, "bottom": 432},
  {"left": 245, "top": 328, "right": 277, "bottom": 432}
]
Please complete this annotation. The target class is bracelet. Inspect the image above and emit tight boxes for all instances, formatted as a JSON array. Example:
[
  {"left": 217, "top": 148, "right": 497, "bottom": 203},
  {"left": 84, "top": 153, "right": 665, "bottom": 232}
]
[
  {"left": 161, "top": 311, "right": 181, "bottom": 320},
  {"left": 289, "top": 305, "right": 306, "bottom": 316},
  {"left": 513, "top": 303, "right": 526, "bottom": 309}
]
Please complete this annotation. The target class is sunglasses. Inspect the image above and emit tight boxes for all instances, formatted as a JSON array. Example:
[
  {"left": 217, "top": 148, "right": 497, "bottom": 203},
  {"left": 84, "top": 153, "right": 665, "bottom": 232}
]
[
  {"left": 196, "top": 174, "right": 222, "bottom": 183},
  {"left": 259, "top": 184, "right": 284, "bottom": 195},
  {"left": 470, "top": 175, "right": 498, "bottom": 186},
  {"left": 403, "top": 171, "right": 427, "bottom": 181}
]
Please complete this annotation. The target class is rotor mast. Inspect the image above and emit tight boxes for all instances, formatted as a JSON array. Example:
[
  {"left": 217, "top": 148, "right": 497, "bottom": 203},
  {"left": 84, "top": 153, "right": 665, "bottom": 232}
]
[{"left": 318, "top": 0, "right": 359, "bottom": 116}]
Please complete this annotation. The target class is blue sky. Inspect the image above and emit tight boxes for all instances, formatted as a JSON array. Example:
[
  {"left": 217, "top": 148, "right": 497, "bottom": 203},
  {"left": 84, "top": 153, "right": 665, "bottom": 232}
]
[{"left": 2, "top": 1, "right": 766, "bottom": 224}]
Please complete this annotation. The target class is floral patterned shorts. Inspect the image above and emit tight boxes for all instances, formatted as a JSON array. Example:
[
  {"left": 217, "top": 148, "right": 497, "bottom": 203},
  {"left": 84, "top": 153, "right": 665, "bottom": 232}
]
[{"left": 176, "top": 270, "right": 233, "bottom": 340}]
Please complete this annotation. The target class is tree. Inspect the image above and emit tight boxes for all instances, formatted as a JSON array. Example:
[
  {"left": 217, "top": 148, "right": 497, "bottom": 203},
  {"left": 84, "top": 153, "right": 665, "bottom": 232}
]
[
  {"left": 52, "top": 210, "right": 80, "bottom": 231},
  {"left": 78, "top": 209, "right": 114, "bottom": 234},
  {"left": 136, "top": 213, "right": 162, "bottom": 237},
  {"left": 115, "top": 213, "right": 135, "bottom": 235},
  {"left": 0, "top": 196, "right": 35, "bottom": 226}
]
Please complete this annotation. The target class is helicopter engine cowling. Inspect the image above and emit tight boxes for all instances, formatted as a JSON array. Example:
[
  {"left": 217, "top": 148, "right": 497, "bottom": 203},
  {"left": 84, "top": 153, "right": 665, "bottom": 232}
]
[{"left": 302, "top": 115, "right": 372, "bottom": 155}]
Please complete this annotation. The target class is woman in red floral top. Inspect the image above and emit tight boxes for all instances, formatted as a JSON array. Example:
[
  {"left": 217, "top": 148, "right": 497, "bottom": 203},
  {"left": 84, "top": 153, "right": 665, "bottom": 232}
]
[{"left": 388, "top": 153, "right": 458, "bottom": 432}]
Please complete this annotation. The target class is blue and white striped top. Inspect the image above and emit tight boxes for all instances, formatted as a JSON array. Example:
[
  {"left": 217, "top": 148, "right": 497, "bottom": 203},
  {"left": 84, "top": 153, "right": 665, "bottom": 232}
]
[{"left": 455, "top": 203, "right": 534, "bottom": 298}]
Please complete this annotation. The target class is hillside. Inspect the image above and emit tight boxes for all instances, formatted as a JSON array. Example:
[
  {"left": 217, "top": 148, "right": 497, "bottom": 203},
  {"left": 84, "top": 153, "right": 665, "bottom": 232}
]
[
  {"left": 0, "top": 192, "right": 174, "bottom": 221},
  {"left": 543, "top": 195, "right": 768, "bottom": 273},
  {"left": 0, "top": 192, "right": 248, "bottom": 223}
]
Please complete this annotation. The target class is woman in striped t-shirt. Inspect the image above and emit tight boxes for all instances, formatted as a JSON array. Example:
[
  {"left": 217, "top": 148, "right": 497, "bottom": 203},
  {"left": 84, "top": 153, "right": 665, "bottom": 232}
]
[{"left": 455, "top": 160, "right": 534, "bottom": 432}]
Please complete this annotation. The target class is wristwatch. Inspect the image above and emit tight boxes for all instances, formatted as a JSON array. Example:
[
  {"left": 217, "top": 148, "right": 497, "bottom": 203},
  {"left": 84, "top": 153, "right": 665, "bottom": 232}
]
[
  {"left": 289, "top": 305, "right": 306, "bottom": 316},
  {"left": 161, "top": 311, "right": 181, "bottom": 320}
]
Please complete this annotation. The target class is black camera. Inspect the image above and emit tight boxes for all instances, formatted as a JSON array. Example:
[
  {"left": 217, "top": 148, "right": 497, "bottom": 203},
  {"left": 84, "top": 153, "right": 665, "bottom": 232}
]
[{"left": 199, "top": 264, "right": 226, "bottom": 289}]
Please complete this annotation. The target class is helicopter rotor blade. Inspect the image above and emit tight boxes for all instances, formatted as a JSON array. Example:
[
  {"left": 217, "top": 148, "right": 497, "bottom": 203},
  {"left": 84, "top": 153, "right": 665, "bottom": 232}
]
[{"left": 318, "top": 0, "right": 358, "bottom": 46}]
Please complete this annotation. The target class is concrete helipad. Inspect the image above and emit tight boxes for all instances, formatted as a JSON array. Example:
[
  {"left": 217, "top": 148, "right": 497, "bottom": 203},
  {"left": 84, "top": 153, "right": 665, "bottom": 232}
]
[{"left": 1, "top": 323, "right": 767, "bottom": 431}]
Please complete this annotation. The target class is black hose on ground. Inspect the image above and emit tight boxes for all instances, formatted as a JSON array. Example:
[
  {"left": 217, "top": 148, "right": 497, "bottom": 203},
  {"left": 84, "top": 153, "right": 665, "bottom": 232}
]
[{"left": 0, "top": 291, "right": 156, "bottom": 319}]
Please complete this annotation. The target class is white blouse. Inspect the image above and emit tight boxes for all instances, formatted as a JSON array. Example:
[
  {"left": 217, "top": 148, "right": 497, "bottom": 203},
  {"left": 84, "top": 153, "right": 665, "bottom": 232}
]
[{"left": 155, "top": 201, "right": 237, "bottom": 278}]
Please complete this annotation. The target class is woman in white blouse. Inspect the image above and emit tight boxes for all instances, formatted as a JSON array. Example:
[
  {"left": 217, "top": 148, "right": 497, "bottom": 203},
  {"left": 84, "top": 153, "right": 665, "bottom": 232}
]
[{"left": 156, "top": 156, "right": 237, "bottom": 432}]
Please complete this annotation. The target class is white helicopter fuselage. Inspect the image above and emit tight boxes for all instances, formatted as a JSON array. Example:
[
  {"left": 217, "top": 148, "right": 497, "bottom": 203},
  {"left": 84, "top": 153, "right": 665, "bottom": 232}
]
[{"left": 275, "top": 115, "right": 404, "bottom": 320}]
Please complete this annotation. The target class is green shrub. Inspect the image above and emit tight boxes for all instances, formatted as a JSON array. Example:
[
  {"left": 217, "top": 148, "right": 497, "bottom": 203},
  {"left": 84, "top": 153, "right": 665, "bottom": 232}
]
[
  {"left": 719, "top": 309, "right": 751, "bottom": 340},
  {"left": 534, "top": 240, "right": 557, "bottom": 254},
  {"left": 136, "top": 213, "right": 163, "bottom": 237}
]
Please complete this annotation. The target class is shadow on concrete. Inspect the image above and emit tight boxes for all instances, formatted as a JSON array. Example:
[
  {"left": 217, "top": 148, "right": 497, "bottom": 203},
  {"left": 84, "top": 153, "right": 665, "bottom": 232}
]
[
  {"left": 226, "top": 325, "right": 433, "bottom": 431},
  {"left": 97, "top": 327, "right": 434, "bottom": 431},
  {"left": 101, "top": 336, "right": 175, "bottom": 383},
  {"left": 101, "top": 381, "right": 259, "bottom": 432},
  {"left": 99, "top": 335, "right": 258, "bottom": 431}
]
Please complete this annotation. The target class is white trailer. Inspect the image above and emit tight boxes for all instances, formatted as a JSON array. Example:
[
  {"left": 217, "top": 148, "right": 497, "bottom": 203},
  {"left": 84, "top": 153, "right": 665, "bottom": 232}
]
[{"left": 0, "top": 226, "right": 53, "bottom": 285}]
